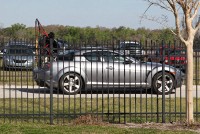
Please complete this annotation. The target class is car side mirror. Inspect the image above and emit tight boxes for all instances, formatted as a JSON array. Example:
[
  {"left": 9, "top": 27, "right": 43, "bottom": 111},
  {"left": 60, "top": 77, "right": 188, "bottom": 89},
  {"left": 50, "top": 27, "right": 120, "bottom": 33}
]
[{"left": 123, "top": 59, "right": 132, "bottom": 64}]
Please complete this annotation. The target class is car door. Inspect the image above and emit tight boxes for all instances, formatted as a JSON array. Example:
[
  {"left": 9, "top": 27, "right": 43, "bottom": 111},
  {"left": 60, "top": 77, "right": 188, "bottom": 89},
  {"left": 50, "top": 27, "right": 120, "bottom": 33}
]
[
  {"left": 102, "top": 51, "right": 146, "bottom": 88},
  {"left": 83, "top": 51, "right": 107, "bottom": 88}
]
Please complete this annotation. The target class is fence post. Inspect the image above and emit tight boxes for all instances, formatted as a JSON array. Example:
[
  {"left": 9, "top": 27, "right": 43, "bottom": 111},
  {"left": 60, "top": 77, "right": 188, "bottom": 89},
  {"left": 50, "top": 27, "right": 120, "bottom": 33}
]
[
  {"left": 50, "top": 38, "right": 54, "bottom": 125},
  {"left": 162, "top": 40, "right": 166, "bottom": 123}
]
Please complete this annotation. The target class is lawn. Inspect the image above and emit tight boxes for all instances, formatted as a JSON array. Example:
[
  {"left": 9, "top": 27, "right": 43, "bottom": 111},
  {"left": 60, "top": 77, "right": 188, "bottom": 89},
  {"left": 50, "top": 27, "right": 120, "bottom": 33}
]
[
  {"left": 0, "top": 97, "right": 199, "bottom": 133},
  {"left": 0, "top": 97, "right": 200, "bottom": 124},
  {"left": 0, "top": 123, "right": 198, "bottom": 134}
]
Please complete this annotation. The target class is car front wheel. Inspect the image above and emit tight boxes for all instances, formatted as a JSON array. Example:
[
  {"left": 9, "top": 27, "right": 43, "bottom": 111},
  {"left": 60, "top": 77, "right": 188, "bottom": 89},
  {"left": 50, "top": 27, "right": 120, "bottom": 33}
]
[
  {"left": 59, "top": 73, "right": 82, "bottom": 95},
  {"left": 152, "top": 72, "right": 175, "bottom": 95}
]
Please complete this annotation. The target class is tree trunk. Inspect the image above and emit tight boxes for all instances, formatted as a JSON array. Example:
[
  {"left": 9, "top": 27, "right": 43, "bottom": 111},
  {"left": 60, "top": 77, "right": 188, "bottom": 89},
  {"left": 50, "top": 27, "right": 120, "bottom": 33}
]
[{"left": 186, "top": 44, "right": 194, "bottom": 124}]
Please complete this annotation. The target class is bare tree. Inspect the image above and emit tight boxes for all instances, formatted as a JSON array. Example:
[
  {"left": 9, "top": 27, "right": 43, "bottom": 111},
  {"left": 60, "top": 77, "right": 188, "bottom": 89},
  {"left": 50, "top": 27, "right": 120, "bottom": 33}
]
[{"left": 143, "top": 0, "right": 200, "bottom": 124}]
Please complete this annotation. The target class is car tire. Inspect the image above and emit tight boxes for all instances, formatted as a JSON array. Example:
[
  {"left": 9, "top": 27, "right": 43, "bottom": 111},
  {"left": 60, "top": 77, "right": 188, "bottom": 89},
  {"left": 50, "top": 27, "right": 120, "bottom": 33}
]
[
  {"left": 59, "top": 73, "right": 82, "bottom": 95},
  {"left": 2, "top": 63, "right": 7, "bottom": 71},
  {"left": 152, "top": 72, "right": 175, "bottom": 95},
  {"left": 36, "top": 80, "right": 45, "bottom": 87},
  {"left": 147, "top": 58, "right": 152, "bottom": 62}
]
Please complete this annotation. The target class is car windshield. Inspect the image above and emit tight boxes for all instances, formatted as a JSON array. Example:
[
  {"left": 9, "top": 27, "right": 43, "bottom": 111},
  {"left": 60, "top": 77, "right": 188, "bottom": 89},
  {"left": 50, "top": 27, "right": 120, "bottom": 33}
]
[
  {"left": 57, "top": 50, "right": 77, "bottom": 61},
  {"left": 120, "top": 43, "right": 141, "bottom": 49},
  {"left": 169, "top": 50, "right": 186, "bottom": 55},
  {"left": 7, "top": 48, "right": 33, "bottom": 54},
  {"left": 58, "top": 43, "right": 68, "bottom": 48},
  {"left": 117, "top": 51, "right": 139, "bottom": 63},
  {"left": 28, "top": 46, "right": 36, "bottom": 52}
]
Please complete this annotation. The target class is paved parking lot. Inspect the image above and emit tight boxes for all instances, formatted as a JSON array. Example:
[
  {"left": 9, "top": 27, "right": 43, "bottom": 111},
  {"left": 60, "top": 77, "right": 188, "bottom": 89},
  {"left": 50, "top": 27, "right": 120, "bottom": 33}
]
[{"left": 0, "top": 85, "right": 199, "bottom": 98}]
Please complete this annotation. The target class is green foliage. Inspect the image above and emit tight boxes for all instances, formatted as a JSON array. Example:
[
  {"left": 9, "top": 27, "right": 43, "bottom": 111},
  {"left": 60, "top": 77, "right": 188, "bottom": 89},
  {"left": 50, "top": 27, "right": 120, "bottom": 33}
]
[
  {"left": 2, "top": 23, "right": 26, "bottom": 39},
  {"left": 0, "top": 23, "right": 184, "bottom": 45},
  {"left": 159, "top": 28, "right": 176, "bottom": 44}
]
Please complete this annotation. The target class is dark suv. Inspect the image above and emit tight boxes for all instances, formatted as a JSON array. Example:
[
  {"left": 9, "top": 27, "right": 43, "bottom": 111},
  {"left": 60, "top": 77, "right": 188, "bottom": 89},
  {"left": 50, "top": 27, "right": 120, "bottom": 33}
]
[{"left": 117, "top": 41, "right": 145, "bottom": 59}]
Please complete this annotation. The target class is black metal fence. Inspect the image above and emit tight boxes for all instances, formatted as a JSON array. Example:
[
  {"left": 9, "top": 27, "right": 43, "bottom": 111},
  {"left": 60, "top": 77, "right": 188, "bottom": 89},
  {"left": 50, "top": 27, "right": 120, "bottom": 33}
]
[{"left": 0, "top": 38, "right": 200, "bottom": 124}]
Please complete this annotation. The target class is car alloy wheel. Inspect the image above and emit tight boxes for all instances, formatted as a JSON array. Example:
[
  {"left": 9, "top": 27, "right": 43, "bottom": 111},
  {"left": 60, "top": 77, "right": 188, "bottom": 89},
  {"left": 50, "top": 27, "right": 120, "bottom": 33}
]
[
  {"left": 60, "top": 73, "right": 82, "bottom": 95},
  {"left": 153, "top": 72, "right": 175, "bottom": 95}
]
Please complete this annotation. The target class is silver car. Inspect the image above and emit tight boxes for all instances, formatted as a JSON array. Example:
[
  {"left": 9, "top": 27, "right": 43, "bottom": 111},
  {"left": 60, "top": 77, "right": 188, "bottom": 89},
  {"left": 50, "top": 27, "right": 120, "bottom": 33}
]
[
  {"left": 33, "top": 49, "right": 184, "bottom": 95},
  {"left": 3, "top": 45, "right": 35, "bottom": 70}
]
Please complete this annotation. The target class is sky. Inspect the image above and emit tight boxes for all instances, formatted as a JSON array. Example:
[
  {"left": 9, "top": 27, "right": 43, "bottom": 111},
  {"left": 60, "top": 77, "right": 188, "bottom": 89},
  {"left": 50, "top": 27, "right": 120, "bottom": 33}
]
[{"left": 0, "top": 0, "right": 175, "bottom": 29}]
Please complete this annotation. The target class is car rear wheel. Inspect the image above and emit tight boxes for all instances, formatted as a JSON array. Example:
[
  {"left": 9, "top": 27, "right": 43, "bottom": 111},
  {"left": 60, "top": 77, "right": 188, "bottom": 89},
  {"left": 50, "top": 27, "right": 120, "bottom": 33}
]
[
  {"left": 152, "top": 72, "right": 175, "bottom": 95},
  {"left": 59, "top": 73, "right": 82, "bottom": 95},
  {"left": 2, "top": 63, "right": 8, "bottom": 71}
]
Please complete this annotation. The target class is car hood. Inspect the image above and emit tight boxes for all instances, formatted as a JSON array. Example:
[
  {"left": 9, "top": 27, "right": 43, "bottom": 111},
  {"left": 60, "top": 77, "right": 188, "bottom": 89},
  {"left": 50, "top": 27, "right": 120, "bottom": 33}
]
[{"left": 143, "top": 61, "right": 177, "bottom": 70}]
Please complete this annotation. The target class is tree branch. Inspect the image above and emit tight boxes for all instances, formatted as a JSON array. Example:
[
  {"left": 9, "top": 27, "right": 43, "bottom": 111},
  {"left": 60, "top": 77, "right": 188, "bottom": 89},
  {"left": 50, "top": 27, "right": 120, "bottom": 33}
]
[
  {"left": 195, "top": 21, "right": 200, "bottom": 33},
  {"left": 145, "top": 0, "right": 173, "bottom": 12},
  {"left": 140, "top": 2, "right": 153, "bottom": 24},
  {"left": 143, "top": 0, "right": 199, "bottom": 45},
  {"left": 191, "top": 1, "right": 200, "bottom": 21}
]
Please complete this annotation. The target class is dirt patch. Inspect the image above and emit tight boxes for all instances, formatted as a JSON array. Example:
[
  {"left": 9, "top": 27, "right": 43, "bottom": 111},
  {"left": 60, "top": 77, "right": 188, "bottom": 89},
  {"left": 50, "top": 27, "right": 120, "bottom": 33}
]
[
  {"left": 114, "top": 122, "right": 200, "bottom": 133},
  {"left": 71, "top": 114, "right": 107, "bottom": 125},
  {"left": 71, "top": 115, "right": 200, "bottom": 133}
]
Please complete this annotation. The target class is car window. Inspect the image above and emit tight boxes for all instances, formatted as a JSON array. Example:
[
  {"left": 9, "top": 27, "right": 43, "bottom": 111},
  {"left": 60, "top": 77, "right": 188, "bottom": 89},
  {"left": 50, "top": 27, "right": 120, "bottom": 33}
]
[
  {"left": 57, "top": 51, "right": 75, "bottom": 61},
  {"left": 169, "top": 50, "right": 186, "bottom": 55},
  {"left": 119, "top": 43, "right": 141, "bottom": 51},
  {"left": 7, "top": 48, "right": 33, "bottom": 54},
  {"left": 101, "top": 51, "right": 125, "bottom": 62},
  {"left": 29, "top": 46, "right": 36, "bottom": 52},
  {"left": 84, "top": 51, "right": 100, "bottom": 62}
]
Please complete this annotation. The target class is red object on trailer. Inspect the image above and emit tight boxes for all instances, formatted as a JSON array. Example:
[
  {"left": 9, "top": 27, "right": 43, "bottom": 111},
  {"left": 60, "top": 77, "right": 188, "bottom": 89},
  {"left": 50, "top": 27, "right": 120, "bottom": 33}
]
[
  {"left": 35, "top": 18, "right": 61, "bottom": 67},
  {"left": 35, "top": 18, "right": 51, "bottom": 56},
  {"left": 35, "top": 18, "right": 48, "bottom": 37},
  {"left": 35, "top": 18, "right": 52, "bottom": 66}
]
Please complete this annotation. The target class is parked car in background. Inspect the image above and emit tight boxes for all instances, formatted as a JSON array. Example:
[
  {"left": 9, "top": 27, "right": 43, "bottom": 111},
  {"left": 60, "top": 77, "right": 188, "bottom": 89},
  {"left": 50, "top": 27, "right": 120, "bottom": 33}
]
[
  {"left": 117, "top": 41, "right": 145, "bottom": 60},
  {"left": 28, "top": 45, "right": 36, "bottom": 55},
  {"left": 2, "top": 43, "right": 35, "bottom": 70},
  {"left": 57, "top": 39, "right": 68, "bottom": 51},
  {"left": 33, "top": 48, "right": 184, "bottom": 95},
  {"left": 147, "top": 46, "right": 186, "bottom": 71}
]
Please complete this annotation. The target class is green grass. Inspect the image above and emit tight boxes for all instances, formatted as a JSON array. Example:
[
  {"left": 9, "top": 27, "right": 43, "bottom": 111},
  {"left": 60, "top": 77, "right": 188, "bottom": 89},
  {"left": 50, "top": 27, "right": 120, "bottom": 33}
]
[
  {"left": 0, "top": 97, "right": 200, "bottom": 124},
  {"left": 0, "top": 123, "right": 197, "bottom": 134},
  {"left": 0, "top": 70, "right": 34, "bottom": 85}
]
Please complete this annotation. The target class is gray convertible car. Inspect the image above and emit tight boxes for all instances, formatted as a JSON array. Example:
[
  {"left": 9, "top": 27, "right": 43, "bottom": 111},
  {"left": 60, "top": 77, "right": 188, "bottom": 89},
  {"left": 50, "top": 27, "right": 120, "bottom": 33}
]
[{"left": 33, "top": 48, "right": 184, "bottom": 95}]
